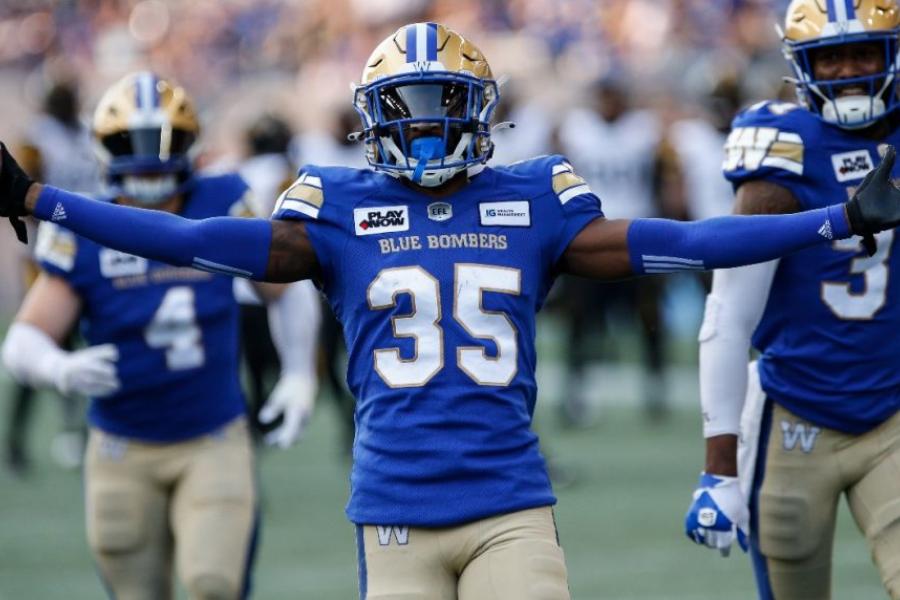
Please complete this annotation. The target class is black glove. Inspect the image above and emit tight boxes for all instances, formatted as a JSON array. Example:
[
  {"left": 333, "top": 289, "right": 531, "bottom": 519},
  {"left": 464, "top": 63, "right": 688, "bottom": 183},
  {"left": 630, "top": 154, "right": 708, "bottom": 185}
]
[
  {"left": 846, "top": 144, "right": 900, "bottom": 256},
  {"left": 0, "top": 143, "right": 33, "bottom": 244}
]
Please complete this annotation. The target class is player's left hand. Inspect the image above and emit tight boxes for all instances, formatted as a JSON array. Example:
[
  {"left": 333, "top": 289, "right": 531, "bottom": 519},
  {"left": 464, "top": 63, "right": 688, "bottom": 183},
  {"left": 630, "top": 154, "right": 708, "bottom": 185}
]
[
  {"left": 846, "top": 144, "right": 900, "bottom": 254},
  {"left": 258, "top": 373, "right": 316, "bottom": 449},
  {"left": 0, "top": 142, "right": 35, "bottom": 244},
  {"left": 684, "top": 472, "right": 749, "bottom": 557}
]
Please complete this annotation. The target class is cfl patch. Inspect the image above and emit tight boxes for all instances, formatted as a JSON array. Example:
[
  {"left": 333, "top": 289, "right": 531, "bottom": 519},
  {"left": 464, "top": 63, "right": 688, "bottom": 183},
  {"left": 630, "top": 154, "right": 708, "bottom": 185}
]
[
  {"left": 427, "top": 201, "right": 452, "bottom": 222},
  {"left": 479, "top": 201, "right": 531, "bottom": 227},
  {"left": 831, "top": 150, "right": 873, "bottom": 182},
  {"left": 354, "top": 205, "right": 409, "bottom": 236}
]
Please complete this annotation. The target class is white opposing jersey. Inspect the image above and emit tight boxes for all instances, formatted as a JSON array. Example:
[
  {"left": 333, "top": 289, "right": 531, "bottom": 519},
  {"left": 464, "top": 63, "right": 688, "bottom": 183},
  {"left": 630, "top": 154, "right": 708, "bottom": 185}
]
[
  {"left": 669, "top": 118, "right": 734, "bottom": 220},
  {"left": 558, "top": 108, "right": 661, "bottom": 219},
  {"left": 25, "top": 115, "right": 101, "bottom": 194}
]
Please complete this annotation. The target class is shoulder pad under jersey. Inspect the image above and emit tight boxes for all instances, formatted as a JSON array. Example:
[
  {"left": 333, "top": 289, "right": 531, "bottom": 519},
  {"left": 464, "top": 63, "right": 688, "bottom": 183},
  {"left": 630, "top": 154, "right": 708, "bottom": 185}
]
[
  {"left": 188, "top": 172, "right": 252, "bottom": 217},
  {"left": 35, "top": 221, "right": 78, "bottom": 272},
  {"left": 271, "top": 164, "right": 376, "bottom": 221},
  {"left": 723, "top": 101, "right": 817, "bottom": 183},
  {"left": 499, "top": 154, "right": 596, "bottom": 206}
]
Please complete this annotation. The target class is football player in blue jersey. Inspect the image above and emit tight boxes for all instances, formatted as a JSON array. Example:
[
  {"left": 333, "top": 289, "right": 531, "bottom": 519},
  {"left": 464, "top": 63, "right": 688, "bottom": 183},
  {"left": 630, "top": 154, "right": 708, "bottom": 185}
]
[
  {"left": 2, "top": 23, "right": 900, "bottom": 600},
  {"left": 684, "top": 1, "right": 900, "bottom": 599},
  {"left": 0, "top": 72, "right": 313, "bottom": 600}
]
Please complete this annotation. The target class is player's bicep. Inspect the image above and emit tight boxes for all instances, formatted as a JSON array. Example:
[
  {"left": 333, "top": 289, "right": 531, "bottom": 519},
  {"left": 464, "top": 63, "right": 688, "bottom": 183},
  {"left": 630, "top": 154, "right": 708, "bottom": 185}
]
[
  {"left": 732, "top": 179, "right": 801, "bottom": 216},
  {"left": 15, "top": 273, "right": 82, "bottom": 343},
  {"left": 265, "top": 219, "right": 321, "bottom": 283},
  {"left": 558, "top": 217, "right": 633, "bottom": 280}
]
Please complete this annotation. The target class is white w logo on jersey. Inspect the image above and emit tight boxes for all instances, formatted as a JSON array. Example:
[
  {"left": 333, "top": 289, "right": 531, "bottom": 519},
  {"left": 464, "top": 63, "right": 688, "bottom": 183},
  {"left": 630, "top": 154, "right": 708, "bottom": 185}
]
[
  {"left": 780, "top": 420, "right": 821, "bottom": 453},
  {"left": 376, "top": 526, "right": 410, "bottom": 546}
]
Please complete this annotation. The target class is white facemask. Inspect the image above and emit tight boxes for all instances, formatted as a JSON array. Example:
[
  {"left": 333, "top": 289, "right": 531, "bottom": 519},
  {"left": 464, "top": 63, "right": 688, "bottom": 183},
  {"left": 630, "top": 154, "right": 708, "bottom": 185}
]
[
  {"left": 821, "top": 94, "right": 887, "bottom": 129},
  {"left": 120, "top": 174, "right": 179, "bottom": 205}
]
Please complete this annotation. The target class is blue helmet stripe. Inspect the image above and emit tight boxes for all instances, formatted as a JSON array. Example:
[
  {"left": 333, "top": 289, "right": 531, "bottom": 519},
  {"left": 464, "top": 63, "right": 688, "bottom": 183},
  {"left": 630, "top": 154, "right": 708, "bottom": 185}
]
[
  {"left": 405, "top": 24, "right": 417, "bottom": 62},
  {"left": 844, "top": 0, "right": 856, "bottom": 19},
  {"left": 825, "top": 0, "right": 837, "bottom": 21},
  {"left": 136, "top": 72, "right": 158, "bottom": 110},
  {"left": 426, "top": 22, "right": 438, "bottom": 61}
]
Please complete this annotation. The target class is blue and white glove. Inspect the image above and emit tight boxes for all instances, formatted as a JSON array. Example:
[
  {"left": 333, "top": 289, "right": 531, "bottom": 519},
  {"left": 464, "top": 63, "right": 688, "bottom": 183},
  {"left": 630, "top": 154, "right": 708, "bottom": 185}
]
[{"left": 685, "top": 472, "right": 749, "bottom": 557}]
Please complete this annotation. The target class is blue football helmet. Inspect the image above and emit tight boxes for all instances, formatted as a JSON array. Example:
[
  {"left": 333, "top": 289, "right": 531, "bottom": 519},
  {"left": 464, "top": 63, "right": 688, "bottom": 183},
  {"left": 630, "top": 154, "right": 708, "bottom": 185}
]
[
  {"left": 781, "top": 0, "right": 900, "bottom": 129},
  {"left": 92, "top": 72, "right": 199, "bottom": 204},
  {"left": 352, "top": 23, "right": 500, "bottom": 187}
]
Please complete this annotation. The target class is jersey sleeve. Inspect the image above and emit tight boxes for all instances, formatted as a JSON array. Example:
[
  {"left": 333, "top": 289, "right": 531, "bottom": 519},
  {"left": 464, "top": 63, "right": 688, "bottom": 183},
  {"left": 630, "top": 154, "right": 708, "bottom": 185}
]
[
  {"left": 722, "top": 101, "right": 809, "bottom": 201},
  {"left": 270, "top": 166, "right": 340, "bottom": 289},
  {"left": 34, "top": 222, "right": 80, "bottom": 282},
  {"left": 535, "top": 155, "right": 605, "bottom": 264}
]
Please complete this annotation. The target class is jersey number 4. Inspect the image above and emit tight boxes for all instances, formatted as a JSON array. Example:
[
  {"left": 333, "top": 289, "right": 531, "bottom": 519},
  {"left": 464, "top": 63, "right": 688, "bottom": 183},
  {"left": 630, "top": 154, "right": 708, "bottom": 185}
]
[
  {"left": 144, "top": 286, "right": 205, "bottom": 370},
  {"left": 368, "top": 264, "right": 520, "bottom": 388}
]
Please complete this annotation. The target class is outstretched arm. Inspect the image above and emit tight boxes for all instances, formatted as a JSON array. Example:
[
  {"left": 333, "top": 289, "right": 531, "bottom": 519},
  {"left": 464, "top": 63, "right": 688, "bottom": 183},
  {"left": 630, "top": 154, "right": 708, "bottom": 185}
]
[
  {"left": 21, "top": 182, "right": 319, "bottom": 283},
  {"left": 560, "top": 204, "right": 849, "bottom": 280},
  {"left": 560, "top": 146, "right": 900, "bottom": 280}
]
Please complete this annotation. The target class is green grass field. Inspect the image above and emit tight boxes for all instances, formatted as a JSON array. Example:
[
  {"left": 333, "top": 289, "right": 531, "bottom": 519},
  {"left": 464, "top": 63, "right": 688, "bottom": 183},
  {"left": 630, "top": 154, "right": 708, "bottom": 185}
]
[{"left": 0, "top": 322, "right": 888, "bottom": 599}]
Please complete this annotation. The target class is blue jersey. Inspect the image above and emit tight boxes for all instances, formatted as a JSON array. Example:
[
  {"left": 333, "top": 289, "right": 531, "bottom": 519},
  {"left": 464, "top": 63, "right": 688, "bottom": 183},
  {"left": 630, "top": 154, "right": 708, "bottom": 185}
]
[
  {"left": 724, "top": 101, "right": 900, "bottom": 434},
  {"left": 36, "top": 174, "right": 252, "bottom": 442},
  {"left": 273, "top": 157, "right": 602, "bottom": 526}
]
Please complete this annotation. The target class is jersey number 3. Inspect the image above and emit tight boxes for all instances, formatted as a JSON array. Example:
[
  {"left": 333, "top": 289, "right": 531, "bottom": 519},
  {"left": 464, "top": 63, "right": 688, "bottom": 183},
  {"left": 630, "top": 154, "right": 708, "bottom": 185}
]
[
  {"left": 822, "top": 230, "right": 894, "bottom": 320},
  {"left": 145, "top": 286, "right": 205, "bottom": 370},
  {"left": 368, "top": 264, "right": 520, "bottom": 388}
]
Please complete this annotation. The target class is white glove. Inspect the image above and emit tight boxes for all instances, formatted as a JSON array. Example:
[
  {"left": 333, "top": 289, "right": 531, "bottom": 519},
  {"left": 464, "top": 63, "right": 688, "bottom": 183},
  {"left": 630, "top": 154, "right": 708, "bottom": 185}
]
[
  {"left": 258, "top": 373, "right": 316, "bottom": 449},
  {"left": 53, "top": 344, "right": 121, "bottom": 397},
  {"left": 684, "top": 472, "right": 750, "bottom": 557}
]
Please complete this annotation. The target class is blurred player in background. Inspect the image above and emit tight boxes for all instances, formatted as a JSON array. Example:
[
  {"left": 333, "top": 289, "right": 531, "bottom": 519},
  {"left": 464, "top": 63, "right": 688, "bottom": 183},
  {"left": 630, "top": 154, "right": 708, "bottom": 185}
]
[
  {"left": 685, "top": 2, "right": 900, "bottom": 599},
  {"left": 236, "top": 113, "right": 321, "bottom": 445},
  {"left": 293, "top": 105, "right": 363, "bottom": 454},
  {"left": 2, "top": 22, "right": 899, "bottom": 600},
  {"left": 2, "top": 72, "right": 312, "bottom": 600},
  {"left": 3, "top": 79, "right": 100, "bottom": 475},
  {"left": 556, "top": 76, "right": 673, "bottom": 424},
  {"left": 667, "top": 70, "right": 746, "bottom": 224}
]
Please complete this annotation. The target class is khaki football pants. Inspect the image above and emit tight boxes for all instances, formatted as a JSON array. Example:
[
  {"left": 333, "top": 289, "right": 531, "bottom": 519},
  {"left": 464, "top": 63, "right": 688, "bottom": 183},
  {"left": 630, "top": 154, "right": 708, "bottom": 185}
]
[
  {"left": 84, "top": 417, "right": 257, "bottom": 600},
  {"left": 356, "top": 505, "right": 570, "bottom": 600},
  {"left": 756, "top": 404, "right": 900, "bottom": 600}
]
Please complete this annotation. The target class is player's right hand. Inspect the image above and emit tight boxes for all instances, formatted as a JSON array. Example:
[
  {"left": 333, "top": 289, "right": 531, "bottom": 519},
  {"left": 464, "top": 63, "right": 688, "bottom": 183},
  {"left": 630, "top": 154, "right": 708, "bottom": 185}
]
[
  {"left": 684, "top": 472, "right": 749, "bottom": 557},
  {"left": 54, "top": 344, "right": 121, "bottom": 397},
  {"left": 846, "top": 144, "right": 900, "bottom": 254},
  {"left": 0, "top": 142, "right": 35, "bottom": 243},
  {"left": 259, "top": 373, "right": 316, "bottom": 449}
]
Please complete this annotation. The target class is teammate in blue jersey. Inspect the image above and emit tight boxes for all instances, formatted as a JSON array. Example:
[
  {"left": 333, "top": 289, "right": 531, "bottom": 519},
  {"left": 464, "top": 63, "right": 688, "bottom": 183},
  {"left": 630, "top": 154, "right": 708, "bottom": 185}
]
[
  {"left": 0, "top": 73, "right": 313, "bottom": 600},
  {"left": 2, "top": 24, "right": 900, "bottom": 600},
  {"left": 684, "top": 2, "right": 900, "bottom": 599}
]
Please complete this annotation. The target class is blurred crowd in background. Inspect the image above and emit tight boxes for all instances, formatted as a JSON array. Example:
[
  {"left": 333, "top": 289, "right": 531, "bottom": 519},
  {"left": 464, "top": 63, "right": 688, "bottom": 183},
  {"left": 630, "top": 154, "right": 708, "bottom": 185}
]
[
  {"left": 0, "top": 0, "right": 800, "bottom": 473},
  {"left": 0, "top": 0, "right": 795, "bottom": 307}
]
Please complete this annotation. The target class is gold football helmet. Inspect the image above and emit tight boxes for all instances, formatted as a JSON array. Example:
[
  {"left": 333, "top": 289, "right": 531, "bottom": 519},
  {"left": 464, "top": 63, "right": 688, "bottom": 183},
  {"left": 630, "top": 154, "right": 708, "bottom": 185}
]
[
  {"left": 352, "top": 23, "right": 499, "bottom": 187},
  {"left": 781, "top": 0, "right": 900, "bottom": 128},
  {"left": 92, "top": 72, "right": 199, "bottom": 204}
]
